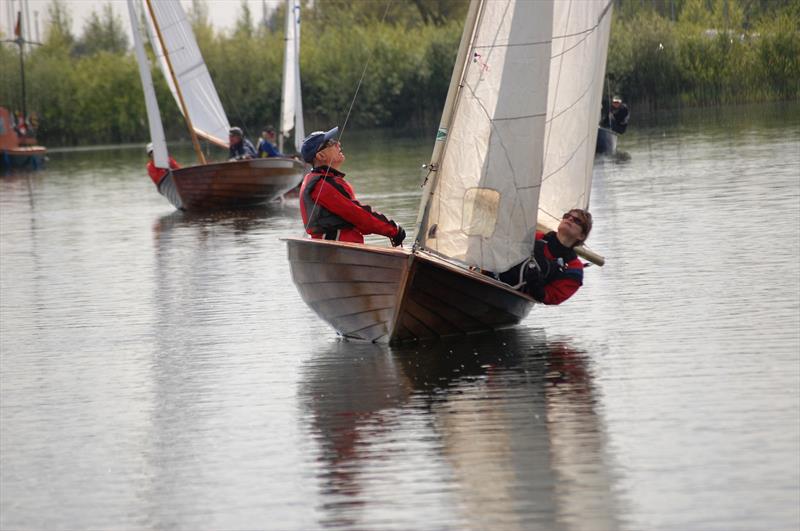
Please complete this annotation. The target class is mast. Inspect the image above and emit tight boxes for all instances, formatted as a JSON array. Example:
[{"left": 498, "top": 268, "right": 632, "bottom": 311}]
[
  {"left": 280, "top": 0, "right": 303, "bottom": 153},
  {"left": 144, "top": 0, "right": 206, "bottom": 165},
  {"left": 278, "top": 0, "right": 290, "bottom": 153},
  {"left": 413, "top": 0, "right": 482, "bottom": 249},
  {"left": 5, "top": 10, "right": 41, "bottom": 121},
  {"left": 16, "top": 26, "right": 27, "bottom": 120}
]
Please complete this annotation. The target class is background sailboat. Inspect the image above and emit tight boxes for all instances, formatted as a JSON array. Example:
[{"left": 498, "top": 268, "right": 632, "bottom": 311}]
[
  {"left": 1, "top": 11, "right": 46, "bottom": 170},
  {"left": 286, "top": 0, "right": 611, "bottom": 343},
  {"left": 130, "top": 0, "right": 305, "bottom": 211},
  {"left": 279, "top": 0, "right": 304, "bottom": 154}
]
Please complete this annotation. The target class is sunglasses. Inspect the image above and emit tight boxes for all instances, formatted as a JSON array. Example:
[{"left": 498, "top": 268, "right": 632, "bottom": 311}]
[
  {"left": 562, "top": 212, "right": 587, "bottom": 231},
  {"left": 321, "top": 139, "right": 340, "bottom": 150}
]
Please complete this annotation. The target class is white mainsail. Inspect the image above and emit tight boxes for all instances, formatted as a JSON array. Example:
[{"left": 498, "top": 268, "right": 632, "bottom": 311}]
[
  {"left": 538, "top": 1, "right": 613, "bottom": 232},
  {"left": 127, "top": 0, "right": 168, "bottom": 168},
  {"left": 280, "top": 0, "right": 305, "bottom": 152},
  {"left": 418, "top": 0, "right": 612, "bottom": 273},
  {"left": 418, "top": 0, "right": 555, "bottom": 273},
  {"left": 143, "top": 0, "right": 230, "bottom": 148}
]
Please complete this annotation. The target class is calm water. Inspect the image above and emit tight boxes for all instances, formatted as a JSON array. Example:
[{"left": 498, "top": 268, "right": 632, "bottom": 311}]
[{"left": 2, "top": 103, "right": 799, "bottom": 530}]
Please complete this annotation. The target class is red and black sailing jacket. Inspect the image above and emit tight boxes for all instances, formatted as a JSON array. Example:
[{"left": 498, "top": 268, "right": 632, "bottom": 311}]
[
  {"left": 299, "top": 166, "right": 399, "bottom": 244},
  {"left": 534, "top": 230, "right": 584, "bottom": 305}
]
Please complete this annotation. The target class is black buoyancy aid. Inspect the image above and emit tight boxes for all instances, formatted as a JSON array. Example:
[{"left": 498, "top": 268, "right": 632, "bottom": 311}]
[
  {"left": 301, "top": 168, "right": 355, "bottom": 236},
  {"left": 539, "top": 231, "right": 583, "bottom": 285}
]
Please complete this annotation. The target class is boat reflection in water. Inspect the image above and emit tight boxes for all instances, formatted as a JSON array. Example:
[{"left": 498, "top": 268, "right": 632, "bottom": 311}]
[{"left": 298, "top": 329, "right": 622, "bottom": 530}]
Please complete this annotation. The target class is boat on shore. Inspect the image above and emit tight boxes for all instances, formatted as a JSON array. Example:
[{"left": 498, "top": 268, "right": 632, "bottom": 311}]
[
  {"left": 0, "top": 107, "right": 46, "bottom": 171},
  {"left": 286, "top": 0, "right": 611, "bottom": 343},
  {"left": 128, "top": 0, "right": 305, "bottom": 211},
  {"left": 2, "top": 12, "right": 46, "bottom": 171}
]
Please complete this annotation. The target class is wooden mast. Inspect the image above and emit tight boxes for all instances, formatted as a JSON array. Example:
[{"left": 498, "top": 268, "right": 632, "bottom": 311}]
[{"left": 144, "top": 0, "right": 207, "bottom": 165}]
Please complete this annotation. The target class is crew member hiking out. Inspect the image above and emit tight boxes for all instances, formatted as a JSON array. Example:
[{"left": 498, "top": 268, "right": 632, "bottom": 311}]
[{"left": 493, "top": 209, "right": 593, "bottom": 305}]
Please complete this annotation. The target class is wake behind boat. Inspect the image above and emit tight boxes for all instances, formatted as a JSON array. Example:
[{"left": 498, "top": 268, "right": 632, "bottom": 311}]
[{"left": 287, "top": 0, "right": 611, "bottom": 343}]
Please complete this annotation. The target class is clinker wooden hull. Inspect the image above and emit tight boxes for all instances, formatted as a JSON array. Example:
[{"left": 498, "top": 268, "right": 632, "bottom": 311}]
[
  {"left": 286, "top": 238, "right": 535, "bottom": 343},
  {"left": 167, "top": 158, "right": 305, "bottom": 211}
]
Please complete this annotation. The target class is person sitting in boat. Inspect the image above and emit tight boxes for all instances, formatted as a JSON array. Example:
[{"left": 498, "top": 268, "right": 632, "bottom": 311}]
[
  {"left": 600, "top": 96, "right": 629, "bottom": 134},
  {"left": 145, "top": 143, "right": 181, "bottom": 186},
  {"left": 256, "top": 126, "right": 285, "bottom": 158},
  {"left": 228, "top": 127, "right": 257, "bottom": 160},
  {"left": 494, "top": 209, "right": 592, "bottom": 305},
  {"left": 298, "top": 126, "right": 405, "bottom": 247}
]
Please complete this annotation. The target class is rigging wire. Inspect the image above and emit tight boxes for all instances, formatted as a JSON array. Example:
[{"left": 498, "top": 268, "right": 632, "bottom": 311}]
[{"left": 302, "top": 0, "right": 394, "bottom": 234}]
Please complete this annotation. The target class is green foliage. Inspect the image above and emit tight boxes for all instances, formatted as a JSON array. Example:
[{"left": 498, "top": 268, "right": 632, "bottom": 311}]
[
  {"left": 3, "top": 0, "right": 797, "bottom": 146},
  {"left": 753, "top": 11, "right": 800, "bottom": 99},
  {"left": 44, "top": 0, "right": 75, "bottom": 51},
  {"left": 73, "top": 4, "right": 129, "bottom": 56},
  {"left": 607, "top": 0, "right": 799, "bottom": 107},
  {"left": 609, "top": 11, "right": 684, "bottom": 107}
]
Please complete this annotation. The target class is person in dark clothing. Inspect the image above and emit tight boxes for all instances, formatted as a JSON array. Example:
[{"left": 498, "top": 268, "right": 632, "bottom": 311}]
[
  {"left": 228, "top": 126, "right": 257, "bottom": 160},
  {"left": 298, "top": 126, "right": 405, "bottom": 246},
  {"left": 600, "top": 96, "right": 630, "bottom": 134},
  {"left": 257, "top": 126, "right": 284, "bottom": 158},
  {"left": 494, "top": 209, "right": 593, "bottom": 305}
]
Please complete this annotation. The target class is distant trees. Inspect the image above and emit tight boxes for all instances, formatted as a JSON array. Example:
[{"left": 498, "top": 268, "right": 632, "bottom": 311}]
[
  {"left": 0, "top": 0, "right": 797, "bottom": 146},
  {"left": 608, "top": 0, "right": 799, "bottom": 107},
  {"left": 73, "top": 4, "right": 129, "bottom": 56}
]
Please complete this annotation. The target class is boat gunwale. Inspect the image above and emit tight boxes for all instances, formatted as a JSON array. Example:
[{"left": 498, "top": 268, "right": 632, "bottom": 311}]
[{"left": 283, "top": 237, "right": 537, "bottom": 302}]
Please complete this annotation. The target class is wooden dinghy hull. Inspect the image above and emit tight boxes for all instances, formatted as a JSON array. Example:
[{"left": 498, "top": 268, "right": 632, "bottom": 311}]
[
  {"left": 168, "top": 157, "right": 305, "bottom": 211},
  {"left": 285, "top": 238, "right": 535, "bottom": 343}
]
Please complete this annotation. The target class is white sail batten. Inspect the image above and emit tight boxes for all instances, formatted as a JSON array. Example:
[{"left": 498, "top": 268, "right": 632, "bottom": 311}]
[
  {"left": 280, "top": 0, "right": 305, "bottom": 152},
  {"left": 128, "top": 0, "right": 168, "bottom": 168},
  {"left": 420, "top": 0, "right": 554, "bottom": 273},
  {"left": 144, "top": 0, "right": 230, "bottom": 148},
  {"left": 538, "top": 1, "right": 613, "bottom": 232}
]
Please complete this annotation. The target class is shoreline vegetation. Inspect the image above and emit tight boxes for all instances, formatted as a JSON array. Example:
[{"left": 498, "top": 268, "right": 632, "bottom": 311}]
[{"left": 1, "top": 0, "right": 797, "bottom": 148}]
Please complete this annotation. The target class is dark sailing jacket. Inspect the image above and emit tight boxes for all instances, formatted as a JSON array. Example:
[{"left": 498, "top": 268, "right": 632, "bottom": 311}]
[
  {"left": 299, "top": 166, "right": 399, "bottom": 244},
  {"left": 498, "top": 231, "right": 584, "bottom": 305}
]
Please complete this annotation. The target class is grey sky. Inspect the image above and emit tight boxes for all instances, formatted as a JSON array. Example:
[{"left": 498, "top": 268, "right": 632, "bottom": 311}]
[{"left": 2, "top": 0, "right": 281, "bottom": 42}]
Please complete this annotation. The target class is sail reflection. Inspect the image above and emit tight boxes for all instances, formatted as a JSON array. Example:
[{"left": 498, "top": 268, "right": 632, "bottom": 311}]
[{"left": 299, "top": 329, "right": 622, "bottom": 530}]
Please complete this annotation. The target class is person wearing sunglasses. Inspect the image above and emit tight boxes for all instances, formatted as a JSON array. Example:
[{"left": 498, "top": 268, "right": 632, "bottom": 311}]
[
  {"left": 297, "top": 126, "right": 405, "bottom": 247},
  {"left": 495, "top": 209, "right": 593, "bottom": 305}
]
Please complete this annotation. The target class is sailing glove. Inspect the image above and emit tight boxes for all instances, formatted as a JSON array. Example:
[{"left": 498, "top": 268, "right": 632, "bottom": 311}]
[
  {"left": 391, "top": 225, "right": 406, "bottom": 247},
  {"left": 525, "top": 261, "right": 546, "bottom": 301}
]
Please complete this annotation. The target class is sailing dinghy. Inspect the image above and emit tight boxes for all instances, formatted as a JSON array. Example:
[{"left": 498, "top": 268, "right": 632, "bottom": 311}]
[
  {"left": 286, "top": 0, "right": 611, "bottom": 342},
  {"left": 128, "top": 0, "right": 305, "bottom": 211}
]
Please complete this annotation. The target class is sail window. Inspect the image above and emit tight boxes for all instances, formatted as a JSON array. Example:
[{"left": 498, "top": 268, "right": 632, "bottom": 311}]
[{"left": 462, "top": 188, "right": 500, "bottom": 237}]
